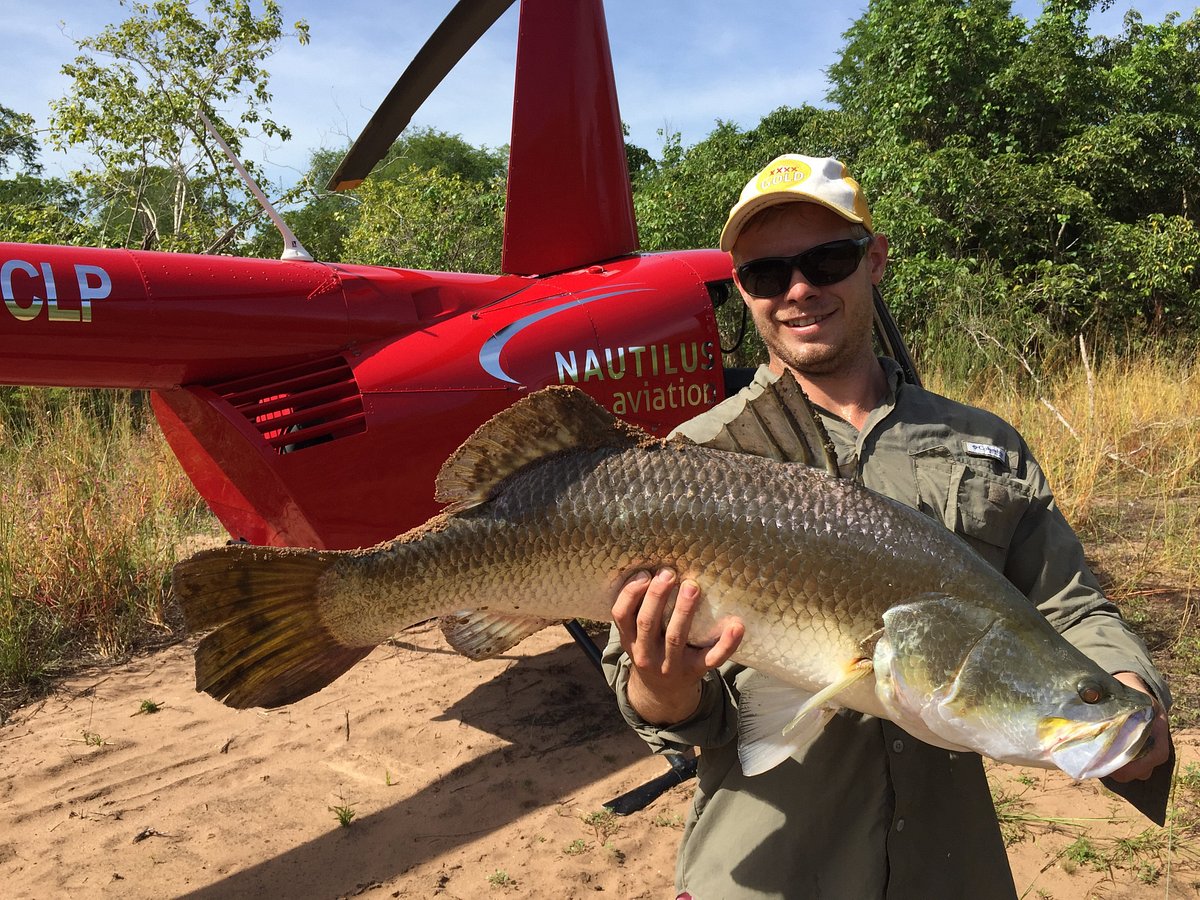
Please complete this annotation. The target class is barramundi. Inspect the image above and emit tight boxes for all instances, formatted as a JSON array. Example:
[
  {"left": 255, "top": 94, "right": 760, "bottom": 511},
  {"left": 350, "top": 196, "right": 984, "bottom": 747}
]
[{"left": 172, "top": 379, "right": 1153, "bottom": 783}]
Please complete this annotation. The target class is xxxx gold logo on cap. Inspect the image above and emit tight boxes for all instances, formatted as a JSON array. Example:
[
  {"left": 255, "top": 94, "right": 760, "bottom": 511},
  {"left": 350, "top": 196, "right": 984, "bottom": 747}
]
[
  {"left": 757, "top": 160, "right": 813, "bottom": 194},
  {"left": 719, "top": 153, "right": 873, "bottom": 252}
]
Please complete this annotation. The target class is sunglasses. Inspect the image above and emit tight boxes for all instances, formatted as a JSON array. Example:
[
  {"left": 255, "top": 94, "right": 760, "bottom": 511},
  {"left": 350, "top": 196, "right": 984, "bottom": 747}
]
[{"left": 735, "top": 236, "right": 872, "bottom": 298}]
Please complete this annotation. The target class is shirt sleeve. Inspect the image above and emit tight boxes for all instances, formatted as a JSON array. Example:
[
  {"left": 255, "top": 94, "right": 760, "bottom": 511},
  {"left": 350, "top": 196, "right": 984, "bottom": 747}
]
[
  {"left": 1003, "top": 451, "right": 1171, "bottom": 710},
  {"left": 601, "top": 623, "right": 739, "bottom": 754}
]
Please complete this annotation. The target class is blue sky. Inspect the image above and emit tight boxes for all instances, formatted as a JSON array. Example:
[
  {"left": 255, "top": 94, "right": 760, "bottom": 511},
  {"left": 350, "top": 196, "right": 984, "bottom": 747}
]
[{"left": 0, "top": 0, "right": 1189, "bottom": 188}]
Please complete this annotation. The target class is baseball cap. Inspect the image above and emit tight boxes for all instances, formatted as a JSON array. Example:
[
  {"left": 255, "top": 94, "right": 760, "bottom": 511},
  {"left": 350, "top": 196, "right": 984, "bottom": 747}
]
[{"left": 719, "top": 154, "right": 872, "bottom": 252}]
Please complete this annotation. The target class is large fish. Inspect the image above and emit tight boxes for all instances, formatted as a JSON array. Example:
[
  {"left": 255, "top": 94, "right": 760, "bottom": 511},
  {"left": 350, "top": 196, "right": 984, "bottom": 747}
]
[{"left": 172, "top": 378, "right": 1153, "bottom": 783}]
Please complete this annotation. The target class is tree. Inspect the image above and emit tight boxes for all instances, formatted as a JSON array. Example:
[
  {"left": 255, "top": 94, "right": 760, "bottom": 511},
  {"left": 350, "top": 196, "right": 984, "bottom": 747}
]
[
  {"left": 250, "top": 128, "right": 507, "bottom": 265},
  {"left": 48, "top": 0, "right": 309, "bottom": 252},
  {"left": 634, "top": 123, "right": 753, "bottom": 252},
  {"left": 0, "top": 104, "right": 40, "bottom": 175},
  {"left": 827, "top": 0, "right": 1024, "bottom": 152},
  {"left": 822, "top": 0, "right": 1200, "bottom": 359},
  {"left": 241, "top": 146, "right": 355, "bottom": 260},
  {"left": 373, "top": 128, "right": 506, "bottom": 184},
  {"left": 0, "top": 175, "right": 98, "bottom": 246},
  {"left": 1075, "top": 10, "right": 1200, "bottom": 222},
  {"left": 622, "top": 122, "right": 655, "bottom": 188},
  {"left": 987, "top": 0, "right": 1106, "bottom": 155},
  {"left": 341, "top": 164, "right": 504, "bottom": 272}
]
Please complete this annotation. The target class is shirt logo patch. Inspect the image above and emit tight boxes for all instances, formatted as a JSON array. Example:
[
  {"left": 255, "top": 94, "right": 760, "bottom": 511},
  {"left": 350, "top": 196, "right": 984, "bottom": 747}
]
[{"left": 963, "top": 441, "right": 1008, "bottom": 466}]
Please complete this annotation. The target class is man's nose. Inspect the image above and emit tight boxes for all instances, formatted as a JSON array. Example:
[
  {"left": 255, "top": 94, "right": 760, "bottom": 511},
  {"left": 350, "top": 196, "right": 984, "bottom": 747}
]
[{"left": 783, "top": 267, "right": 820, "bottom": 301}]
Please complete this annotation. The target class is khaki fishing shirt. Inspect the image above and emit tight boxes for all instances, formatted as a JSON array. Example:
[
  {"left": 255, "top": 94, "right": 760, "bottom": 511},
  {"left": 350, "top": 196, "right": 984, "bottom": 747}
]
[{"left": 602, "top": 359, "right": 1169, "bottom": 900}]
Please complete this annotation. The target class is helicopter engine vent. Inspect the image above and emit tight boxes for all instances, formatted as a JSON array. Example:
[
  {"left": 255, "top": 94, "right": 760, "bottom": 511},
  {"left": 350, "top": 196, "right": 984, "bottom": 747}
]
[{"left": 210, "top": 355, "right": 367, "bottom": 454}]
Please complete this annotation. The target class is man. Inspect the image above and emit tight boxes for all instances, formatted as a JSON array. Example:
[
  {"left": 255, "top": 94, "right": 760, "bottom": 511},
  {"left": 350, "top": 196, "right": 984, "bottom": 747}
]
[{"left": 601, "top": 154, "right": 1171, "bottom": 899}]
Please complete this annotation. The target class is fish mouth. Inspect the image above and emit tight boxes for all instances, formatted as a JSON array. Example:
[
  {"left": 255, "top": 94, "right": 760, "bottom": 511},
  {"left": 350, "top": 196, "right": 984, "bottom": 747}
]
[{"left": 1039, "top": 704, "right": 1155, "bottom": 780}]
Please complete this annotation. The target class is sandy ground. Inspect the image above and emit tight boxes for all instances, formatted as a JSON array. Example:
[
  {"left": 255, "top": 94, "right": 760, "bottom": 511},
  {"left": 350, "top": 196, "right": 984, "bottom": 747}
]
[{"left": 2, "top": 624, "right": 1197, "bottom": 900}]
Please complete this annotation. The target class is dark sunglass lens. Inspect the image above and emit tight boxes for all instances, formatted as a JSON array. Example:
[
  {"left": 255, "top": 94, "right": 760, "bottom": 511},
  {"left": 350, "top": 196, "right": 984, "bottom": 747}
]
[
  {"left": 803, "top": 242, "right": 862, "bottom": 286},
  {"left": 740, "top": 260, "right": 791, "bottom": 297}
]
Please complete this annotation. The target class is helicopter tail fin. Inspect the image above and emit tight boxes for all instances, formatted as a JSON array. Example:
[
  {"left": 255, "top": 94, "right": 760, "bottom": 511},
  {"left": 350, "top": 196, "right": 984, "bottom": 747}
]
[{"left": 502, "top": 0, "right": 638, "bottom": 275}]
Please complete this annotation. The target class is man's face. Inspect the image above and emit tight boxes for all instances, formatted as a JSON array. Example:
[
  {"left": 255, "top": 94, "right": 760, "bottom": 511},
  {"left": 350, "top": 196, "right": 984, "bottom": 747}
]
[{"left": 731, "top": 203, "right": 887, "bottom": 378}]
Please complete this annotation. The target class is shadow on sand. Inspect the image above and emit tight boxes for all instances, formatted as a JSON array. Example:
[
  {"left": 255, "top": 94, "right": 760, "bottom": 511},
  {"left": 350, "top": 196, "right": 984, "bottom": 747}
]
[{"left": 179, "top": 636, "right": 656, "bottom": 899}]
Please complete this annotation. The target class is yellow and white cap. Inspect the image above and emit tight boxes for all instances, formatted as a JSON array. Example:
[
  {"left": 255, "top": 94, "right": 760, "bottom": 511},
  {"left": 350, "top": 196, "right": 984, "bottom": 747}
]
[{"left": 719, "top": 154, "right": 872, "bottom": 252}]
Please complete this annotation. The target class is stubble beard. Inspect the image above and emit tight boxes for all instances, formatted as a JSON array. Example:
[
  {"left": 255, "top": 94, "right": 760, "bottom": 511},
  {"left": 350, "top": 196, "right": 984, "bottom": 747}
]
[
  {"left": 768, "top": 337, "right": 841, "bottom": 377},
  {"left": 761, "top": 294, "right": 877, "bottom": 380},
  {"left": 760, "top": 315, "right": 863, "bottom": 378}
]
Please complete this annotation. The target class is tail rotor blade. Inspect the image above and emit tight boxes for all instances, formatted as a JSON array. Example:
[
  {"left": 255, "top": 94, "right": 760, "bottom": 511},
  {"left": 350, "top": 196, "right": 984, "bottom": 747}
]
[{"left": 326, "top": 0, "right": 517, "bottom": 191}]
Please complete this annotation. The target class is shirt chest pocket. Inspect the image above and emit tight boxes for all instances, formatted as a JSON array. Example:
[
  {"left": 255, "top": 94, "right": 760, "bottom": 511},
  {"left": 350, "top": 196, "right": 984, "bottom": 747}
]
[{"left": 909, "top": 446, "right": 1033, "bottom": 572}]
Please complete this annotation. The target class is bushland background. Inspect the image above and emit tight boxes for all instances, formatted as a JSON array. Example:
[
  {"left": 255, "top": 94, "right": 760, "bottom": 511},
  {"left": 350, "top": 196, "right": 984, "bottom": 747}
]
[{"left": 1, "top": 1, "right": 1197, "bottom": 896}]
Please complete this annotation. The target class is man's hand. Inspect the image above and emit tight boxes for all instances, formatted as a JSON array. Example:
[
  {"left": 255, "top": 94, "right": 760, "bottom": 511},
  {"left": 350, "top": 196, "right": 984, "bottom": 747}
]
[
  {"left": 1106, "top": 671, "right": 1171, "bottom": 782},
  {"left": 611, "top": 568, "right": 744, "bottom": 726}
]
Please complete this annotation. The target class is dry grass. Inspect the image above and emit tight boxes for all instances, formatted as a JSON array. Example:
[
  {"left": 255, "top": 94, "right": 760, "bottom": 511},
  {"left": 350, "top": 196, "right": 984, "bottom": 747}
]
[
  {"left": 0, "top": 389, "right": 214, "bottom": 721},
  {"left": 931, "top": 353, "right": 1200, "bottom": 526}
]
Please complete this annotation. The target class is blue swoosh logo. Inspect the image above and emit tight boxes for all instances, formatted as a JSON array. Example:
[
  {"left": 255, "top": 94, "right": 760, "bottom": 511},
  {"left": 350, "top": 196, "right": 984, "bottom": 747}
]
[{"left": 479, "top": 287, "right": 652, "bottom": 385}]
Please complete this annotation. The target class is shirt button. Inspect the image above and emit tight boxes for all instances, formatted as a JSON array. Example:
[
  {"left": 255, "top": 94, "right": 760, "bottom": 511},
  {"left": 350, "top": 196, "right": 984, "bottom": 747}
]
[
  {"left": 892, "top": 739, "right": 904, "bottom": 753},
  {"left": 896, "top": 818, "right": 905, "bottom": 832}
]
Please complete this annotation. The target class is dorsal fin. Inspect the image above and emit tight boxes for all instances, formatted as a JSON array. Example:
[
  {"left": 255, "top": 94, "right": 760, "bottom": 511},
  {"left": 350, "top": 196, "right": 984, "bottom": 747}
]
[
  {"left": 435, "top": 385, "right": 647, "bottom": 512},
  {"left": 695, "top": 371, "right": 839, "bottom": 475}
]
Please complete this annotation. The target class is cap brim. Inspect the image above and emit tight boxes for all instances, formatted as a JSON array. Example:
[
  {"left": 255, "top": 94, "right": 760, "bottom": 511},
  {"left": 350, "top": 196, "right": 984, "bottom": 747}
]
[{"left": 719, "top": 194, "right": 867, "bottom": 253}]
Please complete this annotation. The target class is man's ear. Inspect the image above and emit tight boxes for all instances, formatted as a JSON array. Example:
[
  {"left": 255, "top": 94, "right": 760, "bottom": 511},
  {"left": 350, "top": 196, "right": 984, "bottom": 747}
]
[
  {"left": 867, "top": 233, "right": 889, "bottom": 284},
  {"left": 730, "top": 264, "right": 754, "bottom": 305}
]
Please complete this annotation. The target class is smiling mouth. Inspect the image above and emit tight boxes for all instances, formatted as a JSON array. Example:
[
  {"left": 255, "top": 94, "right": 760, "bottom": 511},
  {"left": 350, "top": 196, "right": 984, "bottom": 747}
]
[{"left": 779, "top": 311, "right": 834, "bottom": 329}]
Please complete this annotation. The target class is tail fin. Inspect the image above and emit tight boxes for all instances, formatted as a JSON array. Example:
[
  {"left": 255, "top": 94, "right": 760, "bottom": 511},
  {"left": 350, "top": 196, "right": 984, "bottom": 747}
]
[{"left": 172, "top": 545, "right": 372, "bottom": 709}]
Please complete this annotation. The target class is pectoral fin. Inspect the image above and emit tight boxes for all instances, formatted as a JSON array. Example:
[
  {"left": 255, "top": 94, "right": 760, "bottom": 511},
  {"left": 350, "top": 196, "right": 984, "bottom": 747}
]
[
  {"left": 737, "top": 662, "right": 872, "bottom": 777},
  {"left": 784, "top": 659, "right": 873, "bottom": 733},
  {"left": 738, "top": 672, "right": 828, "bottom": 776}
]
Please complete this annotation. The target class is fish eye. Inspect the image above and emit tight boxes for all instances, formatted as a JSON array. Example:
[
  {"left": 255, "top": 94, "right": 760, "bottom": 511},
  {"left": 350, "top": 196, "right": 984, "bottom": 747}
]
[{"left": 1077, "top": 679, "right": 1106, "bottom": 704}]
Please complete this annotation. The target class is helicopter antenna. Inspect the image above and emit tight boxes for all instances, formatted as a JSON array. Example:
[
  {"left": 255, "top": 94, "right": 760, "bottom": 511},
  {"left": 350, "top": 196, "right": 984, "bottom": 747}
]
[{"left": 198, "top": 109, "right": 314, "bottom": 262}]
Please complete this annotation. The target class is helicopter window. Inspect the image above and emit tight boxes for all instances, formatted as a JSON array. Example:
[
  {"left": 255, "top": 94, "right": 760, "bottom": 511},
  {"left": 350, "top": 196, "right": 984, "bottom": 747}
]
[
  {"left": 707, "top": 279, "right": 748, "bottom": 356},
  {"left": 707, "top": 279, "right": 734, "bottom": 309}
]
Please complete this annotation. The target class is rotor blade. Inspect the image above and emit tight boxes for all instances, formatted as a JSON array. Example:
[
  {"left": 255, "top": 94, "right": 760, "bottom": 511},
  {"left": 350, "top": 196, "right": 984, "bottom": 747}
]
[{"left": 326, "top": 0, "right": 517, "bottom": 191}]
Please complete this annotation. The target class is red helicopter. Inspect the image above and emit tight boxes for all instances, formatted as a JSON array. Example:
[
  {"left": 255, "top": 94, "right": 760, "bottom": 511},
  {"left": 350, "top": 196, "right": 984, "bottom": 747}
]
[{"left": 1, "top": 0, "right": 916, "bottom": 554}]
